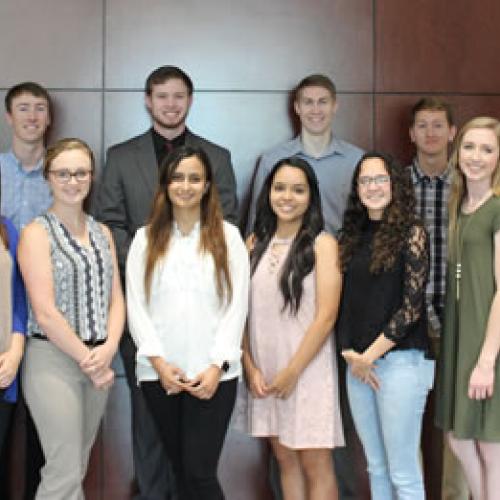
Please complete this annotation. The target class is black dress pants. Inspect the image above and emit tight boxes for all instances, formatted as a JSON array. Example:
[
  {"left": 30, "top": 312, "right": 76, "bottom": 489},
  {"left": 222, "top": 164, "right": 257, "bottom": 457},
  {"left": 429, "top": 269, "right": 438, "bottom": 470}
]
[{"left": 142, "top": 378, "right": 237, "bottom": 500}]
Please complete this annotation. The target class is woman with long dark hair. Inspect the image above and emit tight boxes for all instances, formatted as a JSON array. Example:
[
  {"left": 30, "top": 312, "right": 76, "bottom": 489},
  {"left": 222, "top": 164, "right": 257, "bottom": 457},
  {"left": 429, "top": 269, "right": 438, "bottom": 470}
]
[
  {"left": 18, "top": 138, "right": 125, "bottom": 500},
  {"left": 435, "top": 117, "right": 500, "bottom": 499},
  {"left": 0, "top": 194, "right": 27, "bottom": 467},
  {"left": 126, "top": 145, "right": 249, "bottom": 500},
  {"left": 243, "top": 157, "right": 343, "bottom": 500},
  {"left": 337, "top": 152, "right": 433, "bottom": 499}
]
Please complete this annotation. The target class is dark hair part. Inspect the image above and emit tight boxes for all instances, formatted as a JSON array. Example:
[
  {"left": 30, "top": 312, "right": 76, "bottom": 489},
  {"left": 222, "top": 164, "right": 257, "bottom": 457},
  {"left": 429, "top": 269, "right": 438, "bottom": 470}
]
[
  {"left": 43, "top": 138, "right": 96, "bottom": 212},
  {"left": 294, "top": 74, "right": 337, "bottom": 101},
  {"left": 5, "top": 81, "right": 51, "bottom": 115},
  {"left": 339, "top": 151, "right": 417, "bottom": 273},
  {"left": 145, "top": 66, "right": 194, "bottom": 96},
  {"left": 251, "top": 157, "right": 324, "bottom": 314},
  {"left": 411, "top": 97, "right": 454, "bottom": 126},
  {"left": 144, "top": 145, "right": 231, "bottom": 303}
]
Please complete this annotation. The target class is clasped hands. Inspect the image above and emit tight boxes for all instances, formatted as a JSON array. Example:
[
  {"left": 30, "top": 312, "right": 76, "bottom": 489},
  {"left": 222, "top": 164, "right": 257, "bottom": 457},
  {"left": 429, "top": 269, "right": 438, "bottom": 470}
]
[
  {"left": 158, "top": 363, "right": 222, "bottom": 400},
  {"left": 246, "top": 365, "right": 299, "bottom": 400},
  {"left": 80, "top": 344, "right": 115, "bottom": 390},
  {"left": 342, "top": 349, "right": 380, "bottom": 390}
]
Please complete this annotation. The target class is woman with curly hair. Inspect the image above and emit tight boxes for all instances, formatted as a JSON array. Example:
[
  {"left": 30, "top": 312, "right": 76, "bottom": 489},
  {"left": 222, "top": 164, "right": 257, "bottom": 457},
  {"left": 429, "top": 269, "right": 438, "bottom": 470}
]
[
  {"left": 337, "top": 151, "right": 433, "bottom": 500},
  {"left": 435, "top": 117, "right": 500, "bottom": 500},
  {"left": 243, "top": 157, "right": 344, "bottom": 500}
]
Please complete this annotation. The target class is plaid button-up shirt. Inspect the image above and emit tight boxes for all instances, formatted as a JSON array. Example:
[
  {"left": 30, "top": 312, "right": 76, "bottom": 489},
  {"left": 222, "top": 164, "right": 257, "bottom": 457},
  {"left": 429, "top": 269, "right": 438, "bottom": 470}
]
[{"left": 409, "top": 158, "right": 451, "bottom": 333}]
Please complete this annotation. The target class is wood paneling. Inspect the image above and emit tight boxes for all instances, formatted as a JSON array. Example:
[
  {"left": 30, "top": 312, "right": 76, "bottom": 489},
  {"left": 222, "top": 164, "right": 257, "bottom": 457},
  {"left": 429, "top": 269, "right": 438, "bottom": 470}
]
[
  {"left": 376, "top": 0, "right": 500, "bottom": 93},
  {"left": 375, "top": 94, "right": 500, "bottom": 164},
  {"left": 105, "top": 0, "right": 373, "bottom": 92},
  {"left": 0, "top": 0, "right": 103, "bottom": 88}
]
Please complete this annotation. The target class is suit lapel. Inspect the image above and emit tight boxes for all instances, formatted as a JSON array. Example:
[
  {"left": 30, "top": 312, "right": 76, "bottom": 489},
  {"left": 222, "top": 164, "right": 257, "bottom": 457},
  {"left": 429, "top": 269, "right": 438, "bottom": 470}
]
[{"left": 134, "top": 131, "right": 158, "bottom": 196}]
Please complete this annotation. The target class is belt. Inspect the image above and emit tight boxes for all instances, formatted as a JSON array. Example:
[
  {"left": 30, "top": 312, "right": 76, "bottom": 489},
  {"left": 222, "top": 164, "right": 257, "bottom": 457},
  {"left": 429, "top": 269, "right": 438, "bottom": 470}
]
[{"left": 31, "top": 333, "right": 106, "bottom": 347}]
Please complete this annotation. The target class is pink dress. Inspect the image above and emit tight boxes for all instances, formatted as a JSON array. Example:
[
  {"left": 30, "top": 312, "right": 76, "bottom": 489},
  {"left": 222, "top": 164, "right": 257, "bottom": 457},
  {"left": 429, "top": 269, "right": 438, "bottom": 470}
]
[{"left": 247, "top": 237, "right": 344, "bottom": 449}]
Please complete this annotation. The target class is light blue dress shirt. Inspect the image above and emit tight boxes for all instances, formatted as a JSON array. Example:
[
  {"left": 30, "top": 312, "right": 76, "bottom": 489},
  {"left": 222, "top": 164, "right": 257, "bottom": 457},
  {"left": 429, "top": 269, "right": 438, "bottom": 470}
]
[
  {"left": 246, "top": 136, "right": 364, "bottom": 236},
  {"left": 0, "top": 150, "right": 52, "bottom": 232}
]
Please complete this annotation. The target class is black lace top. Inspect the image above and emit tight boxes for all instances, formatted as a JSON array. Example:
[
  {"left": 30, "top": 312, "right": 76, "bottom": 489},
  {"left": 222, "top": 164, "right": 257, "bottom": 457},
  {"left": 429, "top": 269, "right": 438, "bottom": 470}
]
[{"left": 337, "top": 220, "right": 431, "bottom": 357}]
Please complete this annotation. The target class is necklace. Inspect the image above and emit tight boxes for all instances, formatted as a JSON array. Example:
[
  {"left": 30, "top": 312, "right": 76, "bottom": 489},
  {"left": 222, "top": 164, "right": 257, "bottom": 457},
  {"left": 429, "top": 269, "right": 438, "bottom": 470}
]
[
  {"left": 267, "top": 235, "right": 293, "bottom": 274},
  {"left": 455, "top": 191, "right": 492, "bottom": 300}
]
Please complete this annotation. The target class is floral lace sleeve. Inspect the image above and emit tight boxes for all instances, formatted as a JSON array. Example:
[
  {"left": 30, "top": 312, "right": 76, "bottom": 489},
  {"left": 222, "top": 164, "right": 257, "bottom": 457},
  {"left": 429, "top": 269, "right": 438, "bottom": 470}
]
[{"left": 382, "top": 224, "right": 429, "bottom": 341}]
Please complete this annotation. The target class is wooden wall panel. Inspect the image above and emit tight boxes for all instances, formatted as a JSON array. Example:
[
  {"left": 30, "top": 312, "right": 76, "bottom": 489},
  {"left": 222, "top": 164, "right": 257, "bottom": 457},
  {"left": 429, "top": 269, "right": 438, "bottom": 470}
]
[
  {"left": 105, "top": 0, "right": 373, "bottom": 92},
  {"left": 375, "top": 94, "right": 500, "bottom": 165},
  {"left": 0, "top": 0, "right": 103, "bottom": 88},
  {"left": 376, "top": 0, "right": 500, "bottom": 93}
]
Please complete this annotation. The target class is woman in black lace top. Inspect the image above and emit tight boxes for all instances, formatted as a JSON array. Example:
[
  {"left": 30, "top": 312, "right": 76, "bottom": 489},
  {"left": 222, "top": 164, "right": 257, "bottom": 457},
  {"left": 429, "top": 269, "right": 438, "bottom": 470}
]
[{"left": 337, "top": 152, "right": 434, "bottom": 500}]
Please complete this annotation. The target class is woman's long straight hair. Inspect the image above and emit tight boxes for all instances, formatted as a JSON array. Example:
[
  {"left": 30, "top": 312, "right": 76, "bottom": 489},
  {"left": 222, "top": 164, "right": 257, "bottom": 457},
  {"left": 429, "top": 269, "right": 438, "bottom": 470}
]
[
  {"left": 251, "top": 157, "right": 324, "bottom": 314},
  {"left": 144, "top": 145, "right": 232, "bottom": 303}
]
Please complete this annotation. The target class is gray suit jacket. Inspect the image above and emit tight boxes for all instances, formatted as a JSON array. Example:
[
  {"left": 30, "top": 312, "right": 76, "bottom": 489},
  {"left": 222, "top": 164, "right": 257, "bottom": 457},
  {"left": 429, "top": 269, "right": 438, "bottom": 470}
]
[{"left": 96, "top": 129, "right": 238, "bottom": 277}]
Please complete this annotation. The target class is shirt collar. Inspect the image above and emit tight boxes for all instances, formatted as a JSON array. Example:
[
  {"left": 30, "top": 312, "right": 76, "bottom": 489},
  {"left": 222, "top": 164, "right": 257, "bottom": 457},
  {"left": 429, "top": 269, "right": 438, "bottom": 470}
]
[
  {"left": 411, "top": 157, "right": 452, "bottom": 185},
  {"left": 6, "top": 149, "right": 44, "bottom": 174},
  {"left": 292, "top": 135, "right": 346, "bottom": 159}
]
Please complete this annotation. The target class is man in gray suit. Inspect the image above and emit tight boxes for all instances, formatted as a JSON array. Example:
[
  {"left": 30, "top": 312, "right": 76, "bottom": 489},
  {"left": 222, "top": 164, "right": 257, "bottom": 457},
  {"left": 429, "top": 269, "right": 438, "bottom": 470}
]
[{"left": 96, "top": 65, "right": 238, "bottom": 500}]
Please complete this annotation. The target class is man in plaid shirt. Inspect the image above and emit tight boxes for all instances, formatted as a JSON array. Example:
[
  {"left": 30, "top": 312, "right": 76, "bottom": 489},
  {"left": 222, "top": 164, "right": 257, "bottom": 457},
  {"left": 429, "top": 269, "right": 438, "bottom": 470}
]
[{"left": 408, "top": 97, "right": 469, "bottom": 500}]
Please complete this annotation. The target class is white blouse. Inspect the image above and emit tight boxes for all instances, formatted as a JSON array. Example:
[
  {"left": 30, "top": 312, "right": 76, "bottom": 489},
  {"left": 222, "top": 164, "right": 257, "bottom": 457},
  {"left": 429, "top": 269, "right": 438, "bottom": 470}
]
[{"left": 126, "top": 220, "right": 249, "bottom": 383}]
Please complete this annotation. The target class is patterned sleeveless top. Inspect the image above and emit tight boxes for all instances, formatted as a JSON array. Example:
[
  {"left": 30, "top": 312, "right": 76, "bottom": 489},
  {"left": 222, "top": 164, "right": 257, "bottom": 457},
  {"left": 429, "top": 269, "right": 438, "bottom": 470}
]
[{"left": 28, "top": 212, "right": 113, "bottom": 342}]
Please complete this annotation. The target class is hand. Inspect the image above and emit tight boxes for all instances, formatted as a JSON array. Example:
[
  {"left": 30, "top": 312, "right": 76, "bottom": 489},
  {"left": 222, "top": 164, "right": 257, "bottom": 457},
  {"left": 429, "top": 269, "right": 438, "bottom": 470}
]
[
  {"left": 157, "top": 362, "right": 187, "bottom": 396},
  {"left": 80, "top": 342, "right": 116, "bottom": 377},
  {"left": 269, "top": 366, "right": 299, "bottom": 399},
  {"left": 0, "top": 349, "right": 22, "bottom": 389},
  {"left": 90, "top": 366, "right": 115, "bottom": 390},
  {"left": 468, "top": 363, "right": 495, "bottom": 400},
  {"left": 342, "top": 350, "right": 380, "bottom": 390},
  {"left": 184, "top": 365, "right": 222, "bottom": 400},
  {"left": 245, "top": 365, "right": 269, "bottom": 398}
]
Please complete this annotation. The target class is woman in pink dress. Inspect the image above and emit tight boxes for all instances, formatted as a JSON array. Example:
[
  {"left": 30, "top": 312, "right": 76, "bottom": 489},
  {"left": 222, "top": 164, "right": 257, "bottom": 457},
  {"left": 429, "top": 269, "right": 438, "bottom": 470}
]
[{"left": 243, "top": 157, "right": 344, "bottom": 500}]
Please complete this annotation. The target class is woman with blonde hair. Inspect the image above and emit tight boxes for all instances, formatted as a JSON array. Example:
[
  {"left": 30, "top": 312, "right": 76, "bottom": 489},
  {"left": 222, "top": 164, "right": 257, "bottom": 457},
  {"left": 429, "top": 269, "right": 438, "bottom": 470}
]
[
  {"left": 436, "top": 117, "right": 500, "bottom": 500},
  {"left": 18, "top": 138, "right": 125, "bottom": 500},
  {"left": 126, "top": 145, "right": 248, "bottom": 500}
]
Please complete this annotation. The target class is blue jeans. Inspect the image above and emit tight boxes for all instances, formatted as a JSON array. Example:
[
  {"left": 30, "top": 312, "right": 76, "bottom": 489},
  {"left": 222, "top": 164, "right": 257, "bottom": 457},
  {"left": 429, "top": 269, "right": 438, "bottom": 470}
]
[{"left": 347, "top": 349, "right": 434, "bottom": 500}]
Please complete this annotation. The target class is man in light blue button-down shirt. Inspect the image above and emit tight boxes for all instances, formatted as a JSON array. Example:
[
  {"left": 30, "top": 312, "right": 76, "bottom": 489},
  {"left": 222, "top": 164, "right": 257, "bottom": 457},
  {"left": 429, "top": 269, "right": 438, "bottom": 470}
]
[
  {"left": 0, "top": 82, "right": 52, "bottom": 233},
  {"left": 0, "top": 82, "right": 52, "bottom": 500},
  {"left": 247, "top": 74, "right": 363, "bottom": 238}
]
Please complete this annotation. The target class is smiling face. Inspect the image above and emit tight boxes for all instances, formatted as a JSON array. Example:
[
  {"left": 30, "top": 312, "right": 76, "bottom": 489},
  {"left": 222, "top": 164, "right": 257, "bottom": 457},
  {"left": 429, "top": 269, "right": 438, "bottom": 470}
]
[
  {"left": 410, "top": 109, "right": 456, "bottom": 157},
  {"left": 458, "top": 127, "right": 500, "bottom": 187},
  {"left": 357, "top": 157, "right": 392, "bottom": 220},
  {"left": 294, "top": 85, "right": 337, "bottom": 137},
  {"left": 269, "top": 165, "right": 311, "bottom": 226},
  {"left": 146, "top": 78, "right": 192, "bottom": 136},
  {"left": 47, "top": 148, "right": 93, "bottom": 207},
  {"left": 6, "top": 92, "right": 50, "bottom": 145},
  {"left": 167, "top": 155, "right": 208, "bottom": 212}
]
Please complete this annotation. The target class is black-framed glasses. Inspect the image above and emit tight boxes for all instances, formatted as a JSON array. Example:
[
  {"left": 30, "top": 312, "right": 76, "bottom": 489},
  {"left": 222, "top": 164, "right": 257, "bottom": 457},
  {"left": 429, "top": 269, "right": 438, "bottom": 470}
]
[
  {"left": 358, "top": 175, "right": 390, "bottom": 187},
  {"left": 49, "top": 169, "right": 92, "bottom": 183}
]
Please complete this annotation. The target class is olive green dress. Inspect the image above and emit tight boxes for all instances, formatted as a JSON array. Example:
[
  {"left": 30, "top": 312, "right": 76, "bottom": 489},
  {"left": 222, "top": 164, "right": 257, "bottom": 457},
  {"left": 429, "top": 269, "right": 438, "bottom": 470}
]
[{"left": 436, "top": 195, "right": 500, "bottom": 440}]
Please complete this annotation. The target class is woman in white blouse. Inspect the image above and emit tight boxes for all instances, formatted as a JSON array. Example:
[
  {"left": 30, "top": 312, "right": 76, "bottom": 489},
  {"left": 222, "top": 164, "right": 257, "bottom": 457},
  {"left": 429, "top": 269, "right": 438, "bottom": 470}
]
[{"left": 126, "top": 145, "right": 249, "bottom": 500}]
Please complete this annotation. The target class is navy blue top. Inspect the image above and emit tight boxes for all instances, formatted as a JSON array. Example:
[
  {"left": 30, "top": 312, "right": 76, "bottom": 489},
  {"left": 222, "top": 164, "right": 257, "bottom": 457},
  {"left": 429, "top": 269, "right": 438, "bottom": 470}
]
[{"left": 1, "top": 216, "right": 27, "bottom": 403}]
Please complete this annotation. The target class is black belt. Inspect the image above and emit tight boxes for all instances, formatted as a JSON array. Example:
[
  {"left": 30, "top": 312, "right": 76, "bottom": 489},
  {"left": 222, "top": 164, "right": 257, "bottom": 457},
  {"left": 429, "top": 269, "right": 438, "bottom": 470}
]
[{"left": 31, "top": 333, "right": 106, "bottom": 347}]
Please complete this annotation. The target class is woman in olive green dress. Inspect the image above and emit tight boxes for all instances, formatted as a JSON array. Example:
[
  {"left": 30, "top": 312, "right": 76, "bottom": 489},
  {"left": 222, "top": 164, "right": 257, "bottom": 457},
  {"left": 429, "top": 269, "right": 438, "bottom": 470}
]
[{"left": 436, "top": 116, "right": 500, "bottom": 500}]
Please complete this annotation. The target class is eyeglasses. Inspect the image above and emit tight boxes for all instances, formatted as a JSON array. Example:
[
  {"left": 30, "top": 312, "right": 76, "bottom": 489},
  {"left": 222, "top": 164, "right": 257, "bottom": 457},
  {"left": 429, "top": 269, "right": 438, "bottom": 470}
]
[
  {"left": 357, "top": 175, "right": 390, "bottom": 187},
  {"left": 49, "top": 169, "right": 92, "bottom": 183}
]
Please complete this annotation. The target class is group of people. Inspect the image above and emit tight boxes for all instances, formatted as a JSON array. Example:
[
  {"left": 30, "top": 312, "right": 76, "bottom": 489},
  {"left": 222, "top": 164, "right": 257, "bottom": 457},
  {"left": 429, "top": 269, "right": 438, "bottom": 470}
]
[{"left": 0, "top": 66, "right": 499, "bottom": 500}]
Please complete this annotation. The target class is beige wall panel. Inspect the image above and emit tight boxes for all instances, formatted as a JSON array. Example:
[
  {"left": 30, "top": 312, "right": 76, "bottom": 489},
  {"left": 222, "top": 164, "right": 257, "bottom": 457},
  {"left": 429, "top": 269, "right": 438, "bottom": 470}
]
[
  {"left": 105, "top": 0, "right": 373, "bottom": 91},
  {"left": 0, "top": 0, "right": 103, "bottom": 88}
]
